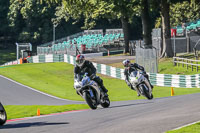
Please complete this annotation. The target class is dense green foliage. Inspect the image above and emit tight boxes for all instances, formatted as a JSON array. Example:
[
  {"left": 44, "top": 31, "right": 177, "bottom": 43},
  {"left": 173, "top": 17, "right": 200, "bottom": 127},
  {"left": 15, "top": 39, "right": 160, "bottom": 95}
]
[
  {"left": 170, "top": 0, "right": 200, "bottom": 27},
  {"left": 8, "top": 0, "right": 57, "bottom": 44},
  {"left": 0, "top": 49, "right": 16, "bottom": 65},
  {"left": 155, "top": 0, "right": 200, "bottom": 28},
  {"left": 0, "top": 0, "right": 199, "bottom": 54}
]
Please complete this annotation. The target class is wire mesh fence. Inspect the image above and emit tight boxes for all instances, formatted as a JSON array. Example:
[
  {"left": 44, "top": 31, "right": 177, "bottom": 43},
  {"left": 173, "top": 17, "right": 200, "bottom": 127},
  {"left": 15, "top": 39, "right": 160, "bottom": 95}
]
[{"left": 135, "top": 41, "right": 158, "bottom": 73}]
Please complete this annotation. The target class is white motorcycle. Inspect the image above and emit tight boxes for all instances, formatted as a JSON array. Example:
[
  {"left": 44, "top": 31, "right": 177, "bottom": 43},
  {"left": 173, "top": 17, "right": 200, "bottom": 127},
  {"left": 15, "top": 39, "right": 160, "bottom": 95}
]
[
  {"left": 129, "top": 71, "right": 153, "bottom": 100},
  {"left": 74, "top": 73, "right": 110, "bottom": 110},
  {"left": 0, "top": 102, "right": 7, "bottom": 125}
]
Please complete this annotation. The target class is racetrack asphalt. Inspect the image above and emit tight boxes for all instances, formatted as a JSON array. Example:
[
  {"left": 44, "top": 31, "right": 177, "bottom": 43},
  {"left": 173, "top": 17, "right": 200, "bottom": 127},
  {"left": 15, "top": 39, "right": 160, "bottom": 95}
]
[
  {"left": 0, "top": 75, "right": 84, "bottom": 105},
  {"left": 1, "top": 75, "right": 200, "bottom": 133}
]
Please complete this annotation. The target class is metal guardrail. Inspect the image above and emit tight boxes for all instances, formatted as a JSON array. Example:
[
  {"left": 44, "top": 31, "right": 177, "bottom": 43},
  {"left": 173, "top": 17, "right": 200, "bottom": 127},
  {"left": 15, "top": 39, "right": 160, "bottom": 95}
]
[{"left": 173, "top": 57, "right": 200, "bottom": 71}]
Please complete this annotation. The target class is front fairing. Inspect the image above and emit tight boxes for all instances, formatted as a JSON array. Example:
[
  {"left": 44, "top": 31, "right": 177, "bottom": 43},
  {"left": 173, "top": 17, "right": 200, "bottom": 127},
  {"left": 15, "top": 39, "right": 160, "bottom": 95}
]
[{"left": 129, "top": 71, "right": 139, "bottom": 85}]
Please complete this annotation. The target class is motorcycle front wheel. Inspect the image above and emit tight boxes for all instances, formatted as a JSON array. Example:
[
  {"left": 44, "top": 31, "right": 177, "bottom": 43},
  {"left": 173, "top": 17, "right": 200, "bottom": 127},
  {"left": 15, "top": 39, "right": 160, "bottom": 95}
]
[
  {"left": 0, "top": 103, "right": 7, "bottom": 125},
  {"left": 83, "top": 92, "right": 97, "bottom": 110}
]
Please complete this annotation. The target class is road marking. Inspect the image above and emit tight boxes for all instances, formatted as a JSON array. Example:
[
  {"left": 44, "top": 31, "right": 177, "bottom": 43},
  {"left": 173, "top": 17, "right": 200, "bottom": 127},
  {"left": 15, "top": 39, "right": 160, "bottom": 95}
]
[
  {"left": 6, "top": 109, "right": 89, "bottom": 123},
  {"left": 0, "top": 75, "right": 82, "bottom": 102},
  {"left": 171, "top": 120, "right": 200, "bottom": 131}
]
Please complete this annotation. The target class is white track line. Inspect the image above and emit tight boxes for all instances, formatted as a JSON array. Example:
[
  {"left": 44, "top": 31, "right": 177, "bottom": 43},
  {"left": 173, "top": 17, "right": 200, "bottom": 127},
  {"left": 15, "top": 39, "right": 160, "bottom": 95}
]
[
  {"left": 171, "top": 120, "right": 200, "bottom": 131},
  {"left": 0, "top": 75, "right": 82, "bottom": 102}
]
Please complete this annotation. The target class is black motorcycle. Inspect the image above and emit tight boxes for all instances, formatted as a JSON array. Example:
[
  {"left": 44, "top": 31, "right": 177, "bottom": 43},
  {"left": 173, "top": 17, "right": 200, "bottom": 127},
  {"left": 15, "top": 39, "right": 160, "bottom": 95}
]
[{"left": 0, "top": 102, "right": 7, "bottom": 125}]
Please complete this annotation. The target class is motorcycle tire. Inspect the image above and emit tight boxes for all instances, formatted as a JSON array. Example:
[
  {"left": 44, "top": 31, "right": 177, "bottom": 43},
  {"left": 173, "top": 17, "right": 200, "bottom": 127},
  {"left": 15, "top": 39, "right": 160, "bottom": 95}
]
[
  {"left": 83, "top": 92, "right": 97, "bottom": 110},
  {"left": 100, "top": 96, "right": 110, "bottom": 108},
  {"left": 140, "top": 85, "right": 153, "bottom": 100},
  {"left": 0, "top": 103, "right": 7, "bottom": 125}
]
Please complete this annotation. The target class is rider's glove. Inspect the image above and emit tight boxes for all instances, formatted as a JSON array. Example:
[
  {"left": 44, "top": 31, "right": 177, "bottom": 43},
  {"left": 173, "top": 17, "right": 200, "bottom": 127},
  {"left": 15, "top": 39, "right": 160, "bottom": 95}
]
[{"left": 142, "top": 71, "right": 146, "bottom": 75}]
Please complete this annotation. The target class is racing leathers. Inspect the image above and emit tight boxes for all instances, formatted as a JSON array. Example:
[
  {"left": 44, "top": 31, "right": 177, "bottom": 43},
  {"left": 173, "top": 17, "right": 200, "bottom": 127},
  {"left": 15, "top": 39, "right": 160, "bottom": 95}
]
[
  {"left": 74, "top": 60, "right": 108, "bottom": 95},
  {"left": 124, "top": 63, "right": 153, "bottom": 92}
]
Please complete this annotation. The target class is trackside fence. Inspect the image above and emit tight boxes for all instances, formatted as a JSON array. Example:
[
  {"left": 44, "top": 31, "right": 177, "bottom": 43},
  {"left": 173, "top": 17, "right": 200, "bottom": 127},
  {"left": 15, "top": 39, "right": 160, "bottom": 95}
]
[
  {"left": 173, "top": 57, "right": 200, "bottom": 72},
  {"left": 2, "top": 54, "right": 200, "bottom": 88}
]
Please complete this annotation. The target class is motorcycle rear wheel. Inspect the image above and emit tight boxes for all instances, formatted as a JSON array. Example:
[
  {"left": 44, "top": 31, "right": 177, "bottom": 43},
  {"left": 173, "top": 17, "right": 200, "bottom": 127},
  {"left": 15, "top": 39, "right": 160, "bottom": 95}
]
[
  {"left": 0, "top": 103, "right": 7, "bottom": 125},
  {"left": 140, "top": 85, "right": 153, "bottom": 100},
  {"left": 83, "top": 92, "right": 97, "bottom": 110}
]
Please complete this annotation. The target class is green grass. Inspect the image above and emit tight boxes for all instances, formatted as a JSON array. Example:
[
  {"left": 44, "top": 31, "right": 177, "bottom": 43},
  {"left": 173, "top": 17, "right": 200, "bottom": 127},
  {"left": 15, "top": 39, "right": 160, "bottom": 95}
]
[
  {"left": 166, "top": 122, "right": 200, "bottom": 133},
  {"left": 0, "top": 62, "right": 80, "bottom": 100},
  {"left": 108, "top": 58, "right": 200, "bottom": 75},
  {"left": 0, "top": 63, "right": 200, "bottom": 102},
  {"left": 4, "top": 104, "right": 89, "bottom": 120},
  {"left": 158, "top": 58, "right": 199, "bottom": 75},
  {"left": 0, "top": 49, "right": 16, "bottom": 65}
]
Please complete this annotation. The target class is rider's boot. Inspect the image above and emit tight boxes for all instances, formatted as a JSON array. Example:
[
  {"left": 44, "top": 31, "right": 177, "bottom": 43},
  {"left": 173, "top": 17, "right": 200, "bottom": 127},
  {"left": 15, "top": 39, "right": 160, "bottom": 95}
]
[
  {"left": 130, "top": 86, "right": 135, "bottom": 90},
  {"left": 151, "top": 84, "right": 154, "bottom": 90},
  {"left": 100, "top": 85, "right": 108, "bottom": 97},
  {"left": 147, "top": 78, "right": 154, "bottom": 90}
]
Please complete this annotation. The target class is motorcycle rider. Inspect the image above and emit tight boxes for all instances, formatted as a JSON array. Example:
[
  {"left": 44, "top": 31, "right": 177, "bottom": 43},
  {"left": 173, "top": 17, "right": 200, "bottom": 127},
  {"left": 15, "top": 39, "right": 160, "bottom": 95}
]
[
  {"left": 123, "top": 59, "right": 153, "bottom": 96},
  {"left": 74, "top": 54, "right": 108, "bottom": 97}
]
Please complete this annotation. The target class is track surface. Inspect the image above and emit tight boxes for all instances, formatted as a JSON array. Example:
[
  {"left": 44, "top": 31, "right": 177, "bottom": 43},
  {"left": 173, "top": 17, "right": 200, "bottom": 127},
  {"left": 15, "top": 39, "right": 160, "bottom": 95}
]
[
  {"left": 0, "top": 75, "right": 83, "bottom": 105},
  {"left": 1, "top": 75, "right": 200, "bottom": 133}
]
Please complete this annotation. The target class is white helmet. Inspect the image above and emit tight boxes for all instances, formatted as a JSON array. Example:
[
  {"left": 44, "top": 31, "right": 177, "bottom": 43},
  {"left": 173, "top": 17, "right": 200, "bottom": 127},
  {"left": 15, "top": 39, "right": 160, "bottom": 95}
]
[{"left": 122, "top": 59, "right": 130, "bottom": 67}]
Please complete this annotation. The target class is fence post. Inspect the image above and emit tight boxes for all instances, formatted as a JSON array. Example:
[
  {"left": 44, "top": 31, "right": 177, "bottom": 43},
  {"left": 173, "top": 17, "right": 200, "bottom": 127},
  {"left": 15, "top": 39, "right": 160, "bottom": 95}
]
[
  {"left": 182, "top": 58, "right": 184, "bottom": 67},
  {"left": 186, "top": 60, "right": 188, "bottom": 69},
  {"left": 192, "top": 63, "right": 193, "bottom": 71},
  {"left": 178, "top": 58, "right": 179, "bottom": 66},
  {"left": 173, "top": 57, "right": 176, "bottom": 66}
]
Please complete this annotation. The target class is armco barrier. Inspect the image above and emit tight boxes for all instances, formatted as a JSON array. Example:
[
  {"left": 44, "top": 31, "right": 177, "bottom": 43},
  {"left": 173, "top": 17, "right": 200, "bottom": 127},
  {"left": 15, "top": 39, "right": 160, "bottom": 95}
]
[{"left": 2, "top": 54, "right": 200, "bottom": 88}]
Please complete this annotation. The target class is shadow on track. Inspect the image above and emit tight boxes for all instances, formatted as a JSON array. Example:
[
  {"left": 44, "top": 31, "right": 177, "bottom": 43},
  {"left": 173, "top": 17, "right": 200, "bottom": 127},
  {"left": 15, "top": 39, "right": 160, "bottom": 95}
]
[
  {"left": 0, "top": 121, "right": 69, "bottom": 129},
  {"left": 101, "top": 101, "right": 154, "bottom": 109}
]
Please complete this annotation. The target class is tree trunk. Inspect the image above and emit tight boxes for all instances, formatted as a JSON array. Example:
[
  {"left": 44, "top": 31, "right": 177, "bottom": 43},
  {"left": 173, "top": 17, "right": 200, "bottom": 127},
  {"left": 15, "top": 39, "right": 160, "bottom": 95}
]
[
  {"left": 160, "top": 0, "right": 173, "bottom": 58},
  {"left": 141, "top": 0, "right": 152, "bottom": 46},
  {"left": 121, "top": 17, "right": 130, "bottom": 53}
]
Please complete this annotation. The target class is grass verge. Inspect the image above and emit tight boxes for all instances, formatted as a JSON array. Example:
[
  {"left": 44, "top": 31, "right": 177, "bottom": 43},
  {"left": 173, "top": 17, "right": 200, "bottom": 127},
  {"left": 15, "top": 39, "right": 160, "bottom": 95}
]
[
  {"left": 109, "top": 58, "right": 199, "bottom": 75},
  {"left": 166, "top": 122, "right": 200, "bottom": 133},
  {"left": 4, "top": 104, "right": 89, "bottom": 120},
  {"left": 0, "top": 63, "right": 200, "bottom": 101}
]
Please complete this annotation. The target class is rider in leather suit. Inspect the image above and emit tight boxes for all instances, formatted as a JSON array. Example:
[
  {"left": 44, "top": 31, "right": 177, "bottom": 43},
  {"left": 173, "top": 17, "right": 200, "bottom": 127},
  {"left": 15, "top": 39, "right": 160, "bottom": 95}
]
[
  {"left": 74, "top": 54, "right": 108, "bottom": 97},
  {"left": 123, "top": 59, "right": 153, "bottom": 96}
]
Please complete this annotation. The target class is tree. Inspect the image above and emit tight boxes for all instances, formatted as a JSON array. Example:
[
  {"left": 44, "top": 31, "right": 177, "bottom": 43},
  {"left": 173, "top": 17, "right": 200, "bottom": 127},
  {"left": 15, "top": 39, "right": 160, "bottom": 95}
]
[
  {"left": 154, "top": 0, "right": 198, "bottom": 58},
  {"left": 0, "top": 0, "right": 10, "bottom": 37},
  {"left": 141, "top": 0, "right": 152, "bottom": 46},
  {"left": 170, "top": 0, "right": 200, "bottom": 27},
  {"left": 52, "top": 0, "right": 154, "bottom": 53},
  {"left": 8, "top": 0, "right": 58, "bottom": 44},
  {"left": 160, "top": 0, "right": 173, "bottom": 58},
  {"left": 0, "top": 0, "right": 10, "bottom": 48}
]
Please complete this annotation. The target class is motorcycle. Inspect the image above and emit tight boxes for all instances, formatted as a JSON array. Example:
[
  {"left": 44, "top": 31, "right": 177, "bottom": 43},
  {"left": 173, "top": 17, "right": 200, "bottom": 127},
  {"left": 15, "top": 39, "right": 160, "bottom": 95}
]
[
  {"left": 129, "top": 71, "right": 153, "bottom": 100},
  {"left": 74, "top": 73, "right": 110, "bottom": 110},
  {"left": 0, "top": 102, "right": 7, "bottom": 125}
]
